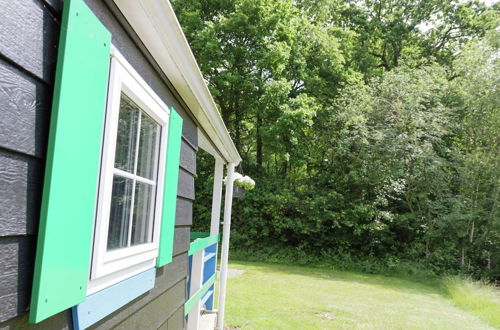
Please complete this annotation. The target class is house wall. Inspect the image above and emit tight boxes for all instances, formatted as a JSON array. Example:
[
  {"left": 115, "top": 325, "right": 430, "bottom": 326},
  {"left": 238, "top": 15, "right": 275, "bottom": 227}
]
[{"left": 0, "top": 0, "right": 197, "bottom": 328}]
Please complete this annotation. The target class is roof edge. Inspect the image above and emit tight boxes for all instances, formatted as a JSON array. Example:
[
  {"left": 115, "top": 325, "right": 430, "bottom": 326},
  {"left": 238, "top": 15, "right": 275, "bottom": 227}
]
[{"left": 113, "top": 0, "right": 241, "bottom": 165}]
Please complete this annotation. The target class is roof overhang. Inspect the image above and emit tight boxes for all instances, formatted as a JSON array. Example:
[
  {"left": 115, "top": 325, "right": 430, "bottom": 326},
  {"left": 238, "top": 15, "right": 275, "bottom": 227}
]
[{"left": 112, "top": 0, "right": 241, "bottom": 165}]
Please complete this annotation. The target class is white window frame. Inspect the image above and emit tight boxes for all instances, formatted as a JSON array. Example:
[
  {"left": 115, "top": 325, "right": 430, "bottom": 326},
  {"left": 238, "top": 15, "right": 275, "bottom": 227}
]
[{"left": 88, "top": 46, "right": 170, "bottom": 295}]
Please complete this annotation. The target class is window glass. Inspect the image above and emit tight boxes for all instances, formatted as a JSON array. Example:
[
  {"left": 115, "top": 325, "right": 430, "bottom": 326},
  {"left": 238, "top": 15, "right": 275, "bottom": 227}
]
[
  {"left": 107, "top": 93, "right": 160, "bottom": 251},
  {"left": 114, "top": 95, "right": 138, "bottom": 173},
  {"left": 131, "top": 182, "right": 154, "bottom": 245},
  {"left": 107, "top": 176, "right": 133, "bottom": 250},
  {"left": 137, "top": 113, "right": 159, "bottom": 179}
]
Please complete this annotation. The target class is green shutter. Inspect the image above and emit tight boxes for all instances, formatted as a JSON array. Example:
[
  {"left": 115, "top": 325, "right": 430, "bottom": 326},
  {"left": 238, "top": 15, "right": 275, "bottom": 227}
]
[
  {"left": 157, "top": 107, "right": 183, "bottom": 267},
  {"left": 29, "top": 0, "right": 111, "bottom": 323}
]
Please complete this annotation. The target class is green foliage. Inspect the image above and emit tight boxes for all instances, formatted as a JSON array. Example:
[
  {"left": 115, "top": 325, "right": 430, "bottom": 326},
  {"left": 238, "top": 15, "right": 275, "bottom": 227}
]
[
  {"left": 444, "top": 276, "right": 500, "bottom": 328},
  {"left": 174, "top": 0, "right": 500, "bottom": 281}
]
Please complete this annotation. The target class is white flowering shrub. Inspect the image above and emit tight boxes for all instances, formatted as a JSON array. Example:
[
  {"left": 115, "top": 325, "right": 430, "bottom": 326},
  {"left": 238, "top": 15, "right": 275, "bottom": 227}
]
[{"left": 224, "top": 172, "right": 255, "bottom": 190}]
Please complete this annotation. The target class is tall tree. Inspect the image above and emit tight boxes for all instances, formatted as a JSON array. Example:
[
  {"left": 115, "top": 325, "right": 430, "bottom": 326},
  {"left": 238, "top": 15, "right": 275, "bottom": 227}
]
[{"left": 174, "top": 0, "right": 500, "bottom": 279}]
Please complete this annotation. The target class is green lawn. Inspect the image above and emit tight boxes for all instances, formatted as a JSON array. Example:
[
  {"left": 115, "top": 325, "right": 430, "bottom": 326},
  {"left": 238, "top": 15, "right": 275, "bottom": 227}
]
[{"left": 224, "top": 261, "right": 499, "bottom": 329}]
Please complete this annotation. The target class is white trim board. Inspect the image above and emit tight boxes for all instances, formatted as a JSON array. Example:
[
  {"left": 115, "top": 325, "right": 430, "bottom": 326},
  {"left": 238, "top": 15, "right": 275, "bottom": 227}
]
[
  {"left": 88, "top": 46, "right": 169, "bottom": 295},
  {"left": 112, "top": 0, "right": 241, "bottom": 165}
]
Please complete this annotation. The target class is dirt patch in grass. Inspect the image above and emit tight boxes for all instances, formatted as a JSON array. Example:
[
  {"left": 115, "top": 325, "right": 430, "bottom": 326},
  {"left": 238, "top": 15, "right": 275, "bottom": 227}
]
[
  {"left": 227, "top": 268, "right": 245, "bottom": 278},
  {"left": 315, "top": 312, "right": 335, "bottom": 320}
]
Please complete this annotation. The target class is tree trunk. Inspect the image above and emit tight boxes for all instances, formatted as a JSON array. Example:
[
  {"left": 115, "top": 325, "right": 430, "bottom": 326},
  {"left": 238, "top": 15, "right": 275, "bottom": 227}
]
[
  {"left": 256, "top": 112, "right": 263, "bottom": 169},
  {"left": 470, "top": 220, "right": 475, "bottom": 244},
  {"left": 234, "top": 100, "right": 242, "bottom": 152}
]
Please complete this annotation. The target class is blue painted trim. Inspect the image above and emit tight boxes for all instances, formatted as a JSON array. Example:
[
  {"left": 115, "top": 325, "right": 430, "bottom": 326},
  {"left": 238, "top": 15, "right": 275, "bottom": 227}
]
[
  {"left": 205, "top": 284, "right": 215, "bottom": 310},
  {"left": 187, "top": 254, "right": 192, "bottom": 301},
  {"left": 72, "top": 269, "right": 156, "bottom": 330},
  {"left": 203, "top": 243, "right": 218, "bottom": 311}
]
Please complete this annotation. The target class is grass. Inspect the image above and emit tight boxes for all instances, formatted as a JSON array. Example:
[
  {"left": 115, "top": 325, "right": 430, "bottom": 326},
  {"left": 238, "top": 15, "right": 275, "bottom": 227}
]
[
  {"left": 443, "top": 277, "right": 500, "bottom": 328},
  {"left": 224, "top": 261, "right": 499, "bottom": 329}
]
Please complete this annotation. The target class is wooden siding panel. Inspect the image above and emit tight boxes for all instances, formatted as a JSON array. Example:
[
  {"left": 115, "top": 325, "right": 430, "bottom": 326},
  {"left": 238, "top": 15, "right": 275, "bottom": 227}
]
[
  {"left": 0, "top": 293, "right": 30, "bottom": 325},
  {"left": 0, "top": 0, "right": 59, "bottom": 84},
  {"left": 42, "top": 0, "right": 63, "bottom": 15},
  {"left": 0, "top": 237, "right": 35, "bottom": 323},
  {"left": 0, "top": 311, "right": 71, "bottom": 330},
  {"left": 0, "top": 237, "right": 35, "bottom": 277},
  {"left": 154, "top": 254, "right": 188, "bottom": 295},
  {"left": 177, "top": 168, "right": 195, "bottom": 200},
  {"left": 0, "top": 59, "right": 50, "bottom": 159},
  {"left": 166, "top": 306, "right": 184, "bottom": 330},
  {"left": 0, "top": 273, "right": 29, "bottom": 298},
  {"left": 182, "top": 120, "right": 198, "bottom": 149},
  {"left": 0, "top": 0, "right": 198, "bottom": 326},
  {"left": 173, "top": 227, "right": 190, "bottom": 257},
  {"left": 175, "top": 197, "right": 193, "bottom": 226},
  {"left": 113, "top": 279, "right": 186, "bottom": 330},
  {"left": 0, "top": 150, "right": 42, "bottom": 237},
  {"left": 158, "top": 318, "right": 169, "bottom": 330},
  {"left": 180, "top": 140, "right": 196, "bottom": 175},
  {"left": 89, "top": 253, "right": 188, "bottom": 330}
]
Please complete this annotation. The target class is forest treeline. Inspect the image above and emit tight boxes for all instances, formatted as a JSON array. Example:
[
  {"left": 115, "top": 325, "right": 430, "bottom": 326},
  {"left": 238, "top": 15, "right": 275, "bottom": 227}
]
[{"left": 171, "top": 0, "right": 500, "bottom": 280}]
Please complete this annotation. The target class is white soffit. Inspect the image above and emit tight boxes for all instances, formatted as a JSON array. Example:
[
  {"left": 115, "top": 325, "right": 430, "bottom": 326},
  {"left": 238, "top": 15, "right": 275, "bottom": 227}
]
[
  {"left": 112, "top": 0, "right": 241, "bottom": 165},
  {"left": 198, "top": 129, "right": 224, "bottom": 161}
]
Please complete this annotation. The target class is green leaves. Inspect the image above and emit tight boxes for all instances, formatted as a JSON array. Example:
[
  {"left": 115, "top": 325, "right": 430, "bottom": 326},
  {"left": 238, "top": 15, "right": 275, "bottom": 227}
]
[{"left": 173, "top": 0, "right": 499, "bottom": 280}]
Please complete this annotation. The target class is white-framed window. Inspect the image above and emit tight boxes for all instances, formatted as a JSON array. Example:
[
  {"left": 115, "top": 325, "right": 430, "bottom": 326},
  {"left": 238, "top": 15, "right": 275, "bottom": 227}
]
[{"left": 88, "top": 47, "right": 170, "bottom": 294}]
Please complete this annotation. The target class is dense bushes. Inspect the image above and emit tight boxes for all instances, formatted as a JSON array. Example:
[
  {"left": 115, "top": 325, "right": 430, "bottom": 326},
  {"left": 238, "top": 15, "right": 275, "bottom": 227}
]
[
  {"left": 194, "top": 52, "right": 499, "bottom": 281},
  {"left": 177, "top": 0, "right": 500, "bottom": 281}
]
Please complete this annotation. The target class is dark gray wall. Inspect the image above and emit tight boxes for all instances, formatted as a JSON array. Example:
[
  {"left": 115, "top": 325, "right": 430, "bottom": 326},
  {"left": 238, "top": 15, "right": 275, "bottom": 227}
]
[{"left": 0, "top": 0, "right": 197, "bottom": 328}]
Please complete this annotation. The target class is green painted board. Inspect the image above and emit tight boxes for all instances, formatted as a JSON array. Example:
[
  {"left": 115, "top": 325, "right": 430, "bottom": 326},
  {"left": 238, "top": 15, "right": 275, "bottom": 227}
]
[
  {"left": 188, "top": 234, "right": 220, "bottom": 256},
  {"left": 157, "top": 107, "right": 183, "bottom": 267},
  {"left": 190, "top": 231, "right": 210, "bottom": 240},
  {"left": 190, "top": 232, "right": 222, "bottom": 241},
  {"left": 184, "top": 274, "right": 217, "bottom": 316},
  {"left": 29, "top": 0, "right": 111, "bottom": 323}
]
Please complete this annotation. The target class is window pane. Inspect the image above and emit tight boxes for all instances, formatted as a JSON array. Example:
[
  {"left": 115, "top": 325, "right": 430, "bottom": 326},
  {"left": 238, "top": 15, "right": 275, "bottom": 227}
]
[
  {"left": 107, "top": 175, "right": 133, "bottom": 250},
  {"left": 114, "top": 94, "right": 139, "bottom": 173},
  {"left": 137, "top": 113, "right": 160, "bottom": 179},
  {"left": 131, "top": 182, "right": 154, "bottom": 246}
]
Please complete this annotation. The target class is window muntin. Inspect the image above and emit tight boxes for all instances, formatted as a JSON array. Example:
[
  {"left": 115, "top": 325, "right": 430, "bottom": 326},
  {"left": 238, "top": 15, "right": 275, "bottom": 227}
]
[
  {"left": 107, "top": 93, "right": 160, "bottom": 250},
  {"left": 88, "top": 47, "right": 169, "bottom": 294}
]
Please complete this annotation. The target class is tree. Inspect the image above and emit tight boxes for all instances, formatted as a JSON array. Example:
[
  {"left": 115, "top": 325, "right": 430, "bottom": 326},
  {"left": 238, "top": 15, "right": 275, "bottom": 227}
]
[
  {"left": 451, "top": 28, "right": 500, "bottom": 275},
  {"left": 173, "top": 0, "right": 500, "bottom": 279}
]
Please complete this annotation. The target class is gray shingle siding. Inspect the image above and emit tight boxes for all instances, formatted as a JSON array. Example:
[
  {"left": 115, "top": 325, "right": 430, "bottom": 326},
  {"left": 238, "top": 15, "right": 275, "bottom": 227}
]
[{"left": 0, "top": 0, "right": 197, "bottom": 328}]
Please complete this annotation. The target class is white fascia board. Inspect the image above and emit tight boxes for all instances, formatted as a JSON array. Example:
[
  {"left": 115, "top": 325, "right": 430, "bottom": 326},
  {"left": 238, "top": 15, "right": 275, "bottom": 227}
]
[
  {"left": 113, "top": 0, "right": 241, "bottom": 165},
  {"left": 198, "top": 129, "right": 225, "bottom": 162}
]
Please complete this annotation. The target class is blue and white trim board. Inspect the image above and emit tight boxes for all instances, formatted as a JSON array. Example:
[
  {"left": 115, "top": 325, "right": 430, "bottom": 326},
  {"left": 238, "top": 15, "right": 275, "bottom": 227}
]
[{"left": 72, "top": 268, "right": 156, "bottom": 330}]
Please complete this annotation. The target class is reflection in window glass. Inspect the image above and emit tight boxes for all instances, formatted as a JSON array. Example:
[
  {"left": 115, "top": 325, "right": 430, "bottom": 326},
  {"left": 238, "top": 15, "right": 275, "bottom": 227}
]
[
  {"left": 107, "top": 175, "right": 133, "bottom": 250},
  {"left": 114, "top": 94, "right": 138, "bottom": 173},
  {"left": 106, "top": 93, "right": 160, "bottom": 251},
  {"left": 107, "top": 93, "right": 160, "bottom": 250},
  {"left": 137, "top": 112, "right": 159, "bottom": 180},
  {"left": 131, "top": 182, "right": 154, "bottom": 245}
]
